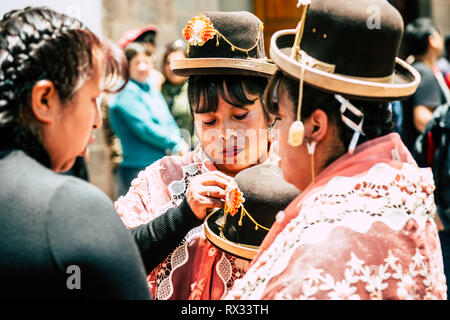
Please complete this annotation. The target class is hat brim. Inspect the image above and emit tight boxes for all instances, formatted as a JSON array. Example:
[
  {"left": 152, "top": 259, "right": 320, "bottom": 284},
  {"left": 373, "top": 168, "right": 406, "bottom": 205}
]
[
  {"left": 118, "top": 24, "right": 159, "bottom": 48},
  {"left": 171, "top": 58, "right": 277, "bottom": 78},
  {"left": 204, "top": 209, "right": 259, "bottom": 261},
  {"left": 270, "top": 29, "right": 421, "bottom": 101}
]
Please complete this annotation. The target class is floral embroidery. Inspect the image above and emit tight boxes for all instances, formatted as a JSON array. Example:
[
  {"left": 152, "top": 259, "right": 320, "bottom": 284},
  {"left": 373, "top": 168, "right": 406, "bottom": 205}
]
[
  {"left": 224, "top": 183, "right": 245, "bottom": 217},
  {"left": 183, "top": 14, "right": 218, "bottom": 47},
  {"left": 270, "top": 250, "right": 442, "bottom": 300},
  {"left": 189, "top": 279, "right": 206, "bottom": 300}
]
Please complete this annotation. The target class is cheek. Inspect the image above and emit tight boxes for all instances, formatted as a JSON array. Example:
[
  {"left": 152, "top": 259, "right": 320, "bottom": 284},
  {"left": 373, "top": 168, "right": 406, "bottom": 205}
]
[
  {"left": 278, "top": 123, "right": 301, "bottom": 171},
  {"left": 240, "top": 115, "right": 268, "bottom": 158},
  {"left": 164, "top": 65, "right": 172, "bottom": 77},
  {"left": 71, "top": 102, "right": 95, "bottom": 141},
  {"left": 196, "top": 124, "right": 221, "bottom": 158}
]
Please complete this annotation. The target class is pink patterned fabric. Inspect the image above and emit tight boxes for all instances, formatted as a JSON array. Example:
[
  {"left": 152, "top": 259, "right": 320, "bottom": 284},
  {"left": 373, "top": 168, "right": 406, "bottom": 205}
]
[
  {"left": 226, "top": 133, "right": 447, "bottom": 300},
  {"left": 115, "top": 147, "right": 251, "bottom": 300}
]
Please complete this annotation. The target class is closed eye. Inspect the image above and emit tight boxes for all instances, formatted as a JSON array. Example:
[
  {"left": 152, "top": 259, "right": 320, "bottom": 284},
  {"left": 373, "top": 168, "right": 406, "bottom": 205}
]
[
  {"left": 234, "top": 113, "right": 248, "bottom": 120},
  {"left": 203, "top": 119, "right": 216, "bottom": 125}
]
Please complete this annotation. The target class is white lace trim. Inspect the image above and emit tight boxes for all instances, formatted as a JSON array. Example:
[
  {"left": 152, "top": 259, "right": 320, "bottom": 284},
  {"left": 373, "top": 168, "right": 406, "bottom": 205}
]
[
  {"left": 216, "top": 253, "right": 233, "bottom": 300},
  {"left": 156, "top": 241, "right": 189, "bottom": 300},
  {"left": 227, "top": 163, "right": 439, "bottom": 299}
]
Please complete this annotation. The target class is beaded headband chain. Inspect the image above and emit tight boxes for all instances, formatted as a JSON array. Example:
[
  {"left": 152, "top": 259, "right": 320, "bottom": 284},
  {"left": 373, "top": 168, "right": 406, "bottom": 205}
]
[{"left": 182, "top": 14, "right": 264, "bottom": 57}]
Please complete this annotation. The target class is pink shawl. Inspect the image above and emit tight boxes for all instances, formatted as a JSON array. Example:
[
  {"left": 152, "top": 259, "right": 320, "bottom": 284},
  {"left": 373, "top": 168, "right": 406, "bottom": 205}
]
[{"left": 226, "top": 133, "right": 447, "bottom": 299}]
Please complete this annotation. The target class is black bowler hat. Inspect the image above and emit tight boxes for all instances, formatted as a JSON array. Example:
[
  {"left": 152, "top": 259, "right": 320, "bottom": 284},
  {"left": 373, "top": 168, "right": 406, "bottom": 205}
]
[
  {"left": 204, "top": 163, "right": 300, "bottom": 260},
  {"left": 171, "top": 11, "right": 277, "bottom": 77},
  {"left": 270, "top": 0, "right": 420, "bottom": 101}
]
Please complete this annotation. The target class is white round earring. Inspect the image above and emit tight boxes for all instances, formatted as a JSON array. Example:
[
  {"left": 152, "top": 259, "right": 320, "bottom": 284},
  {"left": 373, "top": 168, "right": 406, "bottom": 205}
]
[{"left": 306, "top": 141, "right": 316, "bottom": 184}]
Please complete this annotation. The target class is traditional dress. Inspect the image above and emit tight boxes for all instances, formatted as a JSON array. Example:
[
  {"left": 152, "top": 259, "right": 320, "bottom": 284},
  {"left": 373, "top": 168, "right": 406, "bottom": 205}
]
[
  {"left": 115, "top": 147, "right": 253, "bottom": 300},
  {"left": 226, "top": 133, "right": 447, "bottom": 300}
]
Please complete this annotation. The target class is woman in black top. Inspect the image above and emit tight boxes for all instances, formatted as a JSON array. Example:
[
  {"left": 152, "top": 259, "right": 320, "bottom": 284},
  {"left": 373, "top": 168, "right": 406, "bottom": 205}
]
[{"left": 0, "top": 7, "right": 209, "bottom": 299}]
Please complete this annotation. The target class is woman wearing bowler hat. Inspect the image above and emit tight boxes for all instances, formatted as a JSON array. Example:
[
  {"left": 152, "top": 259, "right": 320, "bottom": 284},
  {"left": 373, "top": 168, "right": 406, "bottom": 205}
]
[
  {"left": 227, "top": 0, "right": 447, "bottom": 300},
  {"left": 114, "top": 11, "right": 282, "bottom": 300}
]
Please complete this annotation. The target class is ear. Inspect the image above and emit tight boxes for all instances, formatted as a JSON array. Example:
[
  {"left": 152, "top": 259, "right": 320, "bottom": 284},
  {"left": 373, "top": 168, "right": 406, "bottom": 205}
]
[
  {"left": 30, "top": 80, "right": 61, "bottom": 124},
  {"left": 306, "top": 109, "right": 328, "bottom": 142},
  {"left": 428, "top": 33, "right": 441, "bottom": 50},
  {"left": 428, "top": 35, "right": 436, "bottom": 49}
]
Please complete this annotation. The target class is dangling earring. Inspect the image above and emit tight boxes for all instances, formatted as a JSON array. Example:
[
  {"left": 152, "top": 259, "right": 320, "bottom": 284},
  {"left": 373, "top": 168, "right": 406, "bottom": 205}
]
[
  {"left": 288, "top": 63, "right": 306, "bottom": 147},
  {"left": 267, "top": 125, "right": 272, "bottom": 143},
  {"left": 306, "top": 141, "right": 316, "bottom": 185}
]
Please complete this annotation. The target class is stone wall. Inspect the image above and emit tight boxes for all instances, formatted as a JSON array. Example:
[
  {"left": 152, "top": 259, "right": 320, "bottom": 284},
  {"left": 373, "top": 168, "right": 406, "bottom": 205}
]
[{"left": 432, "top": 0, "right": 450, "bottom": 36}]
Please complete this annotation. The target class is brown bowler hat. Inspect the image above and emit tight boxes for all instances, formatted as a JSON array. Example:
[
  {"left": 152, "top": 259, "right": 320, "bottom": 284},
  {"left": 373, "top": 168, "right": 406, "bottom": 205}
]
[
  {"left": 270, "top": 0, "right": 420, "bottom": 101},
  {"left": 204, "top": 163, "right": 300, "bottom": 261},
  {"left": 171, "top": 11, "right": 277, "bottom": 77}
]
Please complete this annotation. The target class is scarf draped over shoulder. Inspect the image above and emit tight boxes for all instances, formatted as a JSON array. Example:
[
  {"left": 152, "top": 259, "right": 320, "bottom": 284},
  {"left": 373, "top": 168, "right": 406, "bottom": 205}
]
[{"left": 226, "top": 133, "right": 447, "bottom": 300}]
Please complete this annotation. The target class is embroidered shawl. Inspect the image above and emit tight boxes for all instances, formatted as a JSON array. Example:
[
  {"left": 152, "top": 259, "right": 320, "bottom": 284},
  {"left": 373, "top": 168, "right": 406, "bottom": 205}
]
[{"left": 226, "top": 133, "right": 447, "bottom": 300}]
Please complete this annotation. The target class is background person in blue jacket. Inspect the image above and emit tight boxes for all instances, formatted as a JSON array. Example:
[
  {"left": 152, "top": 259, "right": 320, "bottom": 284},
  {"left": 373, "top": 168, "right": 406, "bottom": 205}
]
[{"left": 109, "top": 42, "right": 188, "bottom": 197}]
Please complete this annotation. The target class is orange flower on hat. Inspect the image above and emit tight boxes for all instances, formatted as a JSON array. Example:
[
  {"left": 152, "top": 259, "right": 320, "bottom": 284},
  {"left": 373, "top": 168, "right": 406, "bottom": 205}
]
[
  {"left": 225, "top": 183, "right": 245, "bottom": 217},
  {"left": 183, "top": 14, "right": 218, "bottom": 46}
]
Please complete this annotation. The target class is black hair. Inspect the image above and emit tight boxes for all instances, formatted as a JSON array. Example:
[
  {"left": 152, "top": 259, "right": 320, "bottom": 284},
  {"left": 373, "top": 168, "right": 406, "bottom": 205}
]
[
  {"left": 187, "top": 75, "right": 270, "bottom": 122},
  {"left": 0, "top": 7, "right": 129, "bottom": 166},
  {"left": 124, "top": 42, "right": 152, "bottom": 63},
  {"left": 404, "top": 17, "right": 440, "bottom": 56},
  {"left": 265, "top": 71, "right": 394, "bottom": 164}
]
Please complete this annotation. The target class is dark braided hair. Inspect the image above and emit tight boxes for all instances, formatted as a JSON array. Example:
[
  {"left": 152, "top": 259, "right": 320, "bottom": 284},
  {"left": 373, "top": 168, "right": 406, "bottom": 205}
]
[
  {"left": 265, "top": 71, "right": 394, "bottom": 165},
  {"left": 0, "top": 7, "right": 128, "bottom": 166}
]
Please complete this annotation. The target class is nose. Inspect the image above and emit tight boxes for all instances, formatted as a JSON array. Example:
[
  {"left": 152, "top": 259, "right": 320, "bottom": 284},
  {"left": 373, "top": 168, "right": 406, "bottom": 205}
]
[
  {"left": 219, "top": 120, "right": 238, "bottom": 141},
  {"left": 138, "top": 61, "right": 149, "bottom": 72}
]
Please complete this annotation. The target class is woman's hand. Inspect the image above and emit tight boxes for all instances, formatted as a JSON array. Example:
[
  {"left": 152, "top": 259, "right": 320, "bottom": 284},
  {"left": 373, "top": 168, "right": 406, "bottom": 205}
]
[{"left": 186, "top": 171, "right": 234, "bottom": 220}]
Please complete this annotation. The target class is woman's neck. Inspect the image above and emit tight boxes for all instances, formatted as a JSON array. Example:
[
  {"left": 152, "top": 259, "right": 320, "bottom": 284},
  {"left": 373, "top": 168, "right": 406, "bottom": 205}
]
[
  {"left": 215, "top": 153, "right": 269, "bottom": 178},
  {"left": 216, "top": 166, "right": 239, "bottom": 178},
  {"left": 416, "top": 50, "right": 438, "bottom": 69}
]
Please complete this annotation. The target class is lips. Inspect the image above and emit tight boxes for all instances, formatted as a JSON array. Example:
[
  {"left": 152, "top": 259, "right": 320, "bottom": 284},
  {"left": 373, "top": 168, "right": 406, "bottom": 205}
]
[
  {"left": 79, "top": 136, "right": 97, "bottom": 157},
  {"left": 222, "top": 147, "right": 244, "bottom": 158}
]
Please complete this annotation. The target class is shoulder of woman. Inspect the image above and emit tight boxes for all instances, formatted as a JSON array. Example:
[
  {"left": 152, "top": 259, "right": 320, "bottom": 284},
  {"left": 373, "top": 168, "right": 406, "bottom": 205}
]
[
  {"left": 46, "top": 177, "right": 130, "bottom": 253},
  {"left": 49, "top": 177, "right": 114, "bottom": 219},
  {"left": 45, "top": 177, "right": 148, "bottom": 279}
]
